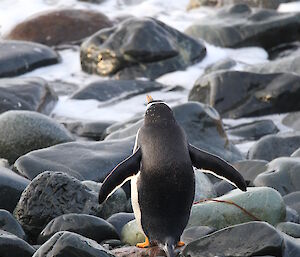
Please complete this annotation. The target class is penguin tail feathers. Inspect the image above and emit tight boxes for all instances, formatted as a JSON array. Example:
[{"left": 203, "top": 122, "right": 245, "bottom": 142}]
[{"left": 163, "top": 238, "right": 176, "bottom": 257}]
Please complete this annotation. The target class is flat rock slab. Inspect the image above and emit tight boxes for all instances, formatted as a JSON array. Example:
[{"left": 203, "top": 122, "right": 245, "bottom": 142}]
[
  {"left": 254, "top": 157, "right": 300, "bottom": 196},
  {"left": 185, "top": 4, "right": 300, "bottom": 52},
  {"left": 5, "top": 9, "right": 113, "bottom": 46},
  {"left": 38, "top": 213, "right": 119, "bottom": 244},
  {"left": 0, "top": 40, "right": 59, "bottom": 78},
  {"left": 33, "top": 231, "right": 114, "bottom": 257},
  {"left": 14, "top": 136, "right": 134, "bottom": 181},
  {"left": 0, "top": 77, "right": 58, "bottom": 115},
  {"left": 80, "top": 17, "right": 206, "bottom": 80},
  {"left": 0, "top": 110, "right": 73, "bottom": 164},
  {"left": 0, "top": 230, "right": 35, "bottom": 257},
  {"left": 14, "top": 171, "right": 100, "bottom": 240},
  {"left": 248, "top": 132, "right": 300, "bottom": 161},
  {"left": 189, "top": 70, "right": 300, "bottom": 118},
  {"left": 71, "top": 80, "right": 164, "bottom": 103},
  {"left": 182, "top": 221, "right": 288, "bottom": 257},
  {"left": 0, "top": 167, "right": 30, "bottom": 212}
]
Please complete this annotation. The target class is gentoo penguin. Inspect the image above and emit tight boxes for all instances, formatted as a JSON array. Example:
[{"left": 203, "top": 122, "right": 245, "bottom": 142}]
[{"left": 98, "top": 96, "right": 247, "bottom": 257}]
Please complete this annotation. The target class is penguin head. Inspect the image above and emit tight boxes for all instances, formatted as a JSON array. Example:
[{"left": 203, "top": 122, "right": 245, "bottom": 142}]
[{"left": 144, "top": 95, "right": 175, "bottom": 125}]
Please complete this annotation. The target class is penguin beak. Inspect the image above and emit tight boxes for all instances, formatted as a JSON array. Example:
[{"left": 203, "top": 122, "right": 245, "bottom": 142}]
[{"left": 146, "top": 95, "right": 153, "bottom": 104}]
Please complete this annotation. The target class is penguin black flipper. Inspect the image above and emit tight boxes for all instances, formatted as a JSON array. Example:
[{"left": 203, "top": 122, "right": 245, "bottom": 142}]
[
  {"left": 188, "top": 144, "right": 247, "bottom": 191},
  {"left": 98, "top": 147, "right": 142, "bottom": 204}
]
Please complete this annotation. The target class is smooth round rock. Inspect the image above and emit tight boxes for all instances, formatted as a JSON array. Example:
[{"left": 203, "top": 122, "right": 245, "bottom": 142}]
[
  {"left": 120, "top": 220, "right": 145, "bottom": 245},
  {"left": 38, "top": 213, "right": 119, "bottom": 244},
  {"left": 194, "top": 170, "right": 216, "bottom": 202},
  {"left": 0, "top": 40, "right": 58, "bottom": 78},
  {"left": 213, "top": 180, "right": 235, "bottom": 197},
  {"left": 80, "top": 17, "right": 206, "bottom": 80},
  {"left": 33, "top": 231, "right": 113, "bottom": 257},
  {"left": 283, "top": 111, "right": 300, "bottom": 131},
  {"left": 188, "top": 187, "right": 286, "bottom": 229},
  {"left": 0, "top": 110, "right": 73, "bottom": 164},
  {"left": 0, "top": 167, "right": 29, "bottom": 212},
  {"left": 284, "top": 191, "right": 300, "bottom": 215},
  {"left": 277, "top": 222, "right": 300, "bottom": 238},
  {"left": 181, "top": 226, "right": 216, "bottom": 244},
  {"left": 14, "top": 171, "right": 100, "bottom": 240},
  {"left": 248, "top": 132, "right": 300, "bottom": 161},
  {"left": 106, "top": 212, "right": 135, "bottom": 237},
  {"left": 0, "top": 209, "right": 26, "bottom": 240},
  {"left": 0, "top": 77, "right": 58, "bottom": 115},
  {"left": 253, "top": 157, "right": 300, "bottom": 196},
  {"left": 5, "top": 9, "right": 113, "bottom": 46},
  {"left": 0, "top": 230, "right": 35, "bottom": 257}
]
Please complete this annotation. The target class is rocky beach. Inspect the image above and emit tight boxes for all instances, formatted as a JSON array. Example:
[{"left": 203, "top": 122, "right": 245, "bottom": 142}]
[{"left": 1, "top": 0, "right": 300, "bottom": 256}]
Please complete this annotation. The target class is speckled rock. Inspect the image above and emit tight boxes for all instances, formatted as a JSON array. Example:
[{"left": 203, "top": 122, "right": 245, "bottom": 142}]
[
  {"left": 0, "top": 40, "right": 58, "bottom": 78},
  {"left": 254, "top": 157, "right": 300, "bottom": 196},
  {"left": 188, "top": 187, "right": 286, "bottom": 229},
  {"left": 0, "top": 110, "right": 73, "bottom": 164},
  {"left": 38, "top": 213, "right": 119, "bottom": 244},
  {"left": 14, "top": 171, "right": 101, "bottom": 240},
  {"left": 80, "top": 17, "right": 206, "bottom": 80},
  {"left": 0, "top": 209, "right": 26, "bottom": 240},
  {"left": 248, "top": 133, "right": 300, "bottom": 161},
  {"left": 5, "top": 9, "right": 113, "bottom": 46},
  {"left": 185, "top": 4, "right": 300, "bottom": 52},
  {"left": 0, "top": 77, "right": 58, "bottom": 115},
  {"left": 0, "top": 167, "right": 29, "bottom": 212},
  {"left": 0, "top": 230, "right": 35, "bottom": 257},
  {"left": 33, "top": 231, "right": 114, "bottom": 257},
  {"left": 189, "top": 71, "right": 300, "bottom": 118},
  {"left": 14, "top": 136, "right": 134, "bottom": 181}
]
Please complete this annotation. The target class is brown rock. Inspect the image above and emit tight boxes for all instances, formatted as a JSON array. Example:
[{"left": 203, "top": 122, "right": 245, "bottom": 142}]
[{"left": 5, "top": 9, "right": 113, "bottom": 46}]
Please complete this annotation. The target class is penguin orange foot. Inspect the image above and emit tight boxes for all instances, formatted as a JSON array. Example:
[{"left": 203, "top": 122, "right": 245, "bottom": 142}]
[
  {"left": 136, "top": 237, "right": 150, "bottom": 248},
  {"left": 177, "top": 241, "right": 185, "bottom": 247}
]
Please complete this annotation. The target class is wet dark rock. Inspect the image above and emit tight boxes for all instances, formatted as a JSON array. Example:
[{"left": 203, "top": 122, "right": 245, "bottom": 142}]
[
  {"left": 284, "top": 191, "right": 300, "bottom": 215},
  {"left": 185, "top": 4, "right": 300, "bottom": 52},
  {"left": 0, "top": 167, "right": 29, "bottom": 212},
  {"left": 227, "top": 120, "right": 279, "bottom": 140},
  {"left": 33, "top": 231, "right": 114, "bottom": 257},
  {"left": 106, "top": 102, "right": 243, "bottom": 162},
  {"left": 80, "top": 17, "right": 206, "bottom": 80},
  {"left": 14, "top": 171, "right": 101, "bottom": 240},
  {"left": 64, "top": 120, "right": 114, "bottom": 140},
  {"left": 277, "top": 222, "right": 300, "bottom": 238},
  {"left": 106, "top": 212, "right": 135, "bottom": 237},
  {"left": 253, "top": 157, "right": 300, "bottom": 196},
  {"left": 0, "top": 230, "right": 35, "bottom": 257},
  {"left": 71, "top": 80, "right": 164, "bottom": 102},
  {"left": 282, "top": 111, "right": 300, "bottom": 131},
  {"left": 5, "top": 9, "right": 113, "bottom": 46},
  {"left": 189, "top": 70, "right": 300, "bottom": 118},
  {"left": 0, "top": 110, "right": 73, "bottom": 164},
  {"left": 181, "top": 226, "right": 216, "bottom": 244},
  {"left": 204, "top": 58, "right": 237, "bottom": 74},
  {"left": 182, "top": 221, "right": 299, "bottom": 257},
  {"left": 248, "top": 132, "right": 300, "bottom": 161},
  {"left": 0, "top": 209, "right": 26, "bottom": 240},
  {"left": 0, "top": 40, "right": 59, "bottom": 78},
  {"left": 38, "top": 213, "right": 119, "bottom": 244},
  {"left": 233, "top": 159, "right": 268, "bottom": 185},
  {"left": 268, "top": 42, "right": 300, "bottom": 60},
  {"left": 0, "top": 77, "right": 58, "bottom": 115},
  {"left": 187, "top": 0, "right": 291, "bottom": 10},
  {"left": 14, "top": 136, "right": 134, "bottom": 181}
]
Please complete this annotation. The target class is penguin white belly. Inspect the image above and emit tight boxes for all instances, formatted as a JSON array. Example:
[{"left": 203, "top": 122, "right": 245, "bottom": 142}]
[{"left": 131, "top": 171, "right": 145, "bottom": 235}]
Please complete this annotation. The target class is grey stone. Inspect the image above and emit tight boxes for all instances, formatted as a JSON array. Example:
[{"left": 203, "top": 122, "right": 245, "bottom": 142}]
[
  {"left": 80, "top": 17, "right": 206, "bottom": 80},
  {"left": 189, "top": 70, "right": 300, "bottom": 118},
  {"left": 0, "top": 209, "right": 26, "bottom": 240},
  {"left": 253, "top": 157, "right": 300, "bottom": 196},
  {"left": 0, "top": 40, "right": 58, "bottom": 77},
  {"left": 188, "top": 187, "right": 286, "bottom": 229},
  {"left": 181, "top": 226, "right": 216, "bottom": 244},
  {"left": 283, "top": 111, "right": 300, "bottom": 131},
  {"left": 213, "top": 180, "right": 235, "bottom": 196},
  {"left": 284, "top": 191, "right": 300, "bottom": 215},
  {"left": 285, "top": 206, "right": 299, "bottom": 223},
  {"left": 33, "top": 231, "right": 114, "bottom": 257},
  {"left": 120, "top": 219, "right": 145, "bottom": 245},
  {"left": 0, "top": 110, "right": 73, "bottom": 164},
  {"left": 14, "top": 171, "right": 101, "bottom": 240},
  {"left": 0, "top": 77, "right": 58, "bottom": 115},
  {"left": 106, "top": 212, "right": 135, "bottom": 237},
  {"left": 185, "top": 4, "right": 300, "bottom": 52},
  {"left": 0, "top": 167, "right": 29, "bottom": 212},
  {"left": 204, "top": 58, "right": 237, "bottom": 74},
  {"left": 248, "top": 132, "right": 300, "bottom": 161},
  {"left": 277, "top": 222, "right": 300, "bottom": 238},
  {"left": 14, "top": 136, "right": 134, "bottom": 182},
  {"left": 38, "top": 213, "right": 119, "bottom": 244},
  {"left": 194, "top": 170, "right": 216, "bottom": 202}
]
